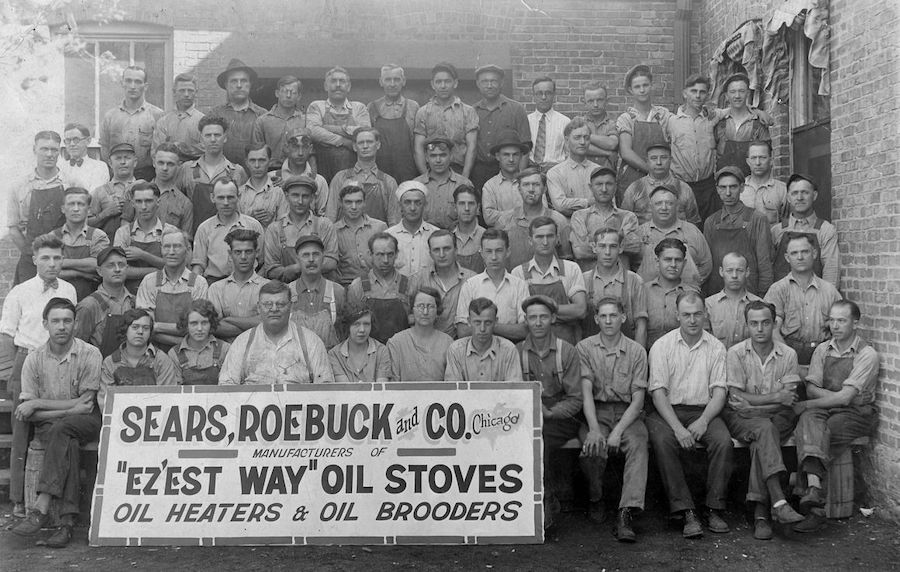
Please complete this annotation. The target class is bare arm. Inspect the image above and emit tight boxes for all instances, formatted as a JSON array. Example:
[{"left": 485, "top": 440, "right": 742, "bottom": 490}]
[{"left": 463, "top": 131, "right": 477, "bottom": 181}]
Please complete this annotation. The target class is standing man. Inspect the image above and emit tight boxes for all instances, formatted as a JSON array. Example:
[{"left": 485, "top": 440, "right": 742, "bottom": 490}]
[
  {"left": 705, "top": 252, "right": 762, "bottom": 349},
  {"left": 529, "top": 76, "right": 570, "bottom": 171},
  {"left": 9, "top": 131, "right": 68, "bottom": 284},
  {"left": 333, "top": 184, "right": 388, "bottom": 287},
  {"left": 89, "top": 142, "right": 137, "bottom": 240},
  {"left": 414, "top": 62, "right": 478, "bottom": 179},
  {"left": 387, "top": 181, "right": 437, "bottom": 277},
  {"left": 327, "top": 128, "right": 400, "bottom": 225},
  {"left": 288, "top": 235, "right": 346, "bottom": 350},
  {"left": 451, "top": 184, "right": 486, "bottom": 273},
  {"left": 414, "top": 137, "right": 472, "bottom": 230},
  {"left": 346, "top": 233, "right": 412, "bottom": 344},
  {"left": 368, "top": 64, "right": 420, "bottom": 184},
  {"left": 100, "top": 65, "right": 163, "bottom": 181},
  {"left": 743, "top": 140, "right": 787, "bottom": 224},
  {"left": 52, "top": 187, "right": 110, "bottom": 301},
  {"left": 277, "top": 128, "right": 329, "bottom": 216},
  {"left": 113, "top": 181, "right": 177, "bottom": 294},
  {"left": 703, "top": 166, "right": 774, "bottom": 296},
  {"left": 207, "top": 229, "right": 268, "bottom": 342},
  {"left": 646, "top": 292, "right": 733, "bottom": 538},
  {"left": 240, "top": 143, "right": 288, "bottom": 229},
  {"left": 471, "top": 64, "right": 531, "bottom": 191},
  {"left": 644, "top": 238, "right": 702, "bottom": 349},
  {"left": 74, "top": 246, "right": 135, "bottom": 357},
  {"left": 251, "top": 75, "right": 307, "bottom": 171},
  {"left": 715, "top": 74, "right": 771, "bottom": 176},
  {"left": 307, "top": 66, "right": 372, "bottom": 181},
  {"left": 152, "top": 73, "right": 204, "bottom": 158},
  {"left": 150, "top": 142, "right": 194, "bottom": 231},
  {"left": 481, "top": 130, "right": 532, "bottom": 227},
  {"left": 209, "top": 59, "right": 266, "bottom": 165},
  {"left": 410, "top": 229, "right": 476, "bottom": 338},
  {"left": 59, "top": 123, "right": 109, "bottom": 192},
  {"left": 620, "top": 142, "right": 701, "bottom": 226},
  {"left": 579, "top": 82, "right": 619, "bottom": 172},
  {"left": 445, "top": 298, "right": 524, "bottom": 382},
  {"left": 546, "top": 118, "right": 600, "bottom": 218}
]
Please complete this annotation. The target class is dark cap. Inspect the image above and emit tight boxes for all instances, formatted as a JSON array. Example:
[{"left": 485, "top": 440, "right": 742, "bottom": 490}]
[
  {"left": 282, "top": 174, "right": 318, "bottom": 193},
  {"left": 722, "top": 73, "right": 751, "bottom": 90},
  {"left": 294, "top": 234, "right": 324, "bottom": 252},
  {"left": 624, "top": 64, "right": 652, "bottom": 89},
  {"left": 715, "top": 166, "right": 745, "bottom": 183},
  {"left": 424, "top": 136, "right": 454, "bottom": 151},
  {"left": 475, "top": 64, "right": 505, "bottom": 79},
  {"left": 109, "top": 142, "right": 135, "bottom": 155},
  {"left": 174, "top": 141, "right": 201, "bottom": 162},
  {"left": 521, "top": 294, "right": 558, "bottom": 314},
  {"left": 645, "top": 141, "right": 671, "bottom": 154},
  {"left": 649, "top": 184, "right": 677, "bottom": 199},
  {"left": 96, "top": 245, "right": 127, "bottom": 266},
  {"left": 217, "top": 58, "right": 258, "bottom": 89},
  {"left": 286, "top": 127, "right": 313, "bottom": 145},
  {"left": 489, "top": 129, "right": 533, "bottom": 155},
  {"left": 589, "top": 166, "right": 617, "bottom": 181}
]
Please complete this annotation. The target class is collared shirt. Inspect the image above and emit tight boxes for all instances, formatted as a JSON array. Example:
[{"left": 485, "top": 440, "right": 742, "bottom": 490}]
[
  {"left": 570, "top": 205, "right": 642, "bottom": 262},
  {"left": 764, "top": 274, "right": 842, "bottom": 342},
  {"left": 168, "top": 336, "right": 230, "bottom": 372},
  {"left": 585, "top": 266, "right": 649, "bottom": 326},
  {"left": 20, "top": 338, "right": 101, "bottom": 400},
  {"left": 703, "top": 204, "right": 774, "bottom": 294},
  {"left": 410, "top": 264, "right": 476, "bottom": 337},
  {"left": 346, "top": 270, "right": 412, "bottom": 314},
  {"left": 179, "top": 157, "right": 248, "bottom": 198},
  {"left": 277, "top": 160, "right": 329, "bottom": 216},
  {"left": 576, "top": 334, "right": 648, "bottom": 403},
  {"left": 414, "top": 96, "right": 479, "bottom": 167},
  {"left": 806, "top": 335, "right": 879, "bottom": 406},
  {"left": 636, "top": 219, "right": 713, "bottom": 287},
  {"left": 452, "top": 225, "right": 485, "bottom": 269},
  {"left": 481, "top": 173, "right": 521, "bottom": 227},
  {"left": 328, "top": 163, "right": 400, "bottom": 225},
  {"left": 742, "top": 175, "right": 787, "bottom": 224},
  {"left": 517, "top": 334, "right": 582, "bottom": 417},
  {"left": 329, "top": 338, "right": 392, "bottom": 383},
  {"left": 251, "top": 105, "right": 307, "bottom": 165},
  {"left": 306, "top": 99, "right": 371, "bottom": 147},
  {"left": 209, "top": 100, "right": 268, "bottom": 164},
  {"left": 649, "top": 329, "right": 727, "bottom": 406},
  {"left": 193, "top": 214, "right": 265, "bottom": 278},
  {"left": 645, "top": 279, "right": 701, "bottom": 349},
  {"left": 57, "top": 223, "right": 110, "bottom": 257},
  {"left": 387, "top": 221, "right": 438, "bottom": 276},
  {"left": 262, "top": 213, "right": 339, "bottom": 280},
  {"left": 528, "top": 109, "right": 570, "bottom": 165},
  {"left": 368, "top": 96, "right": 419, "bottom": 129},
  {"left": 387, "top": 329, "right": 455, "bottom": 382},
  {"left": 770, "top": 213, "right": 840, "bottom": 287},
  {"left": 153, "top": 183, "right": 195, "bottom": 230},
  {"left": 91, "top": 178, "right": 136, "bottom": 225},
  {"left": 511, "top": 257, "right": 586, "bottom": 299},
  {"left": 473, "top": 95, "right": 532, "bottom": 162},
  {"left": 414, "top": 171, "right": 471, "bottom": 230},
  {"left": 496, "top": 206, "right": 573, "bottom": 267},
  {"left": 726, "top": 339, "right": 800, "bottom": 395},
  {"left": 218, "top": 322, "right": 334, "bottom": 384},
  {"left": 238, "top": 175, "right": 288, "bottom": 228},
  {"left": 98, "top": 344, "right": 180, "bottom": 408},
  {"left": 58, "top": 156, "right": 109, "bottom": 193},
  {"left": 207, "top": 272, "right": 268, "bottom": 319},
  {"left": 334, "top": 215, "right": 388, "bottom": 286},
  {"left": 0, "top": 276, "right": 77, "bottom": 350},
  {"left": 663, "top": 106, "right": 721, "bottom": 182},
  {"left": 74, "top": 284, "right": 135, "bottom": 347},
  {"left": 705, "top": 290, "right": 762, "bottom": 349},
  {"left": 100, "top": 99, "right": 164, "bottom": 168},
  {"left": 455, "top": 271, "right": 530, "bottom": 325},
  {"left": 152, "top": 105, "right": 205, "bottom": 157},
  {"left": 113, "top": 217, "right": 177, "bottom": 248},
  {"left": 579, "top": 112, "right": 619, "bottom": 170},
  {"left": 621, "top": 173, "right": 702, "bottom": 226},
  {"left": 136, "top": 267, "right": 209, "bottom": 312},
  {"left": 715, "top": 107, "right": 771, "bottom": 153},
  {"left": 546, "top": 157, "right": 601, "bottom": 215},
  {"left": 8, "top": 169, "right": 70, "bottom": 231},
  {"left": 444, "top": 336, "right": 524, "bottom": 381}
]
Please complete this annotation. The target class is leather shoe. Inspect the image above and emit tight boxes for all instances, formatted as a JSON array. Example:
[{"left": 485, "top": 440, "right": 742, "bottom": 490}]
[
  {"left": 707, "top": 510, "right": 730, "bottom": 533},
  {"left": 793, "top": 512, "right": 826, "bottom": 533},
  {"left": 682, "top": 509, "right": 703, "bottom": 538},
  {"left": 753, "top": 518, "right": 773, "bottom": 540},
  {"left": 11, "top": 510, "right": 50, "bottom": 536},
  {"left": 800, "top": 486, "right": 825, "bottom": 513},
  {"left": 13, "top": 502, "right": 26, "bottom": 518},
  {"left": 44, "top": 524, "right": 73, "bottom": 548},
  {"left": 614, "top": 508, "right": 636, "bottom": 543},
  {"left": 772, "top": 502, "right": 805, "bottom": 524},
  {"left": 587, "top": 501, "right": 607, "bottom": 524}
]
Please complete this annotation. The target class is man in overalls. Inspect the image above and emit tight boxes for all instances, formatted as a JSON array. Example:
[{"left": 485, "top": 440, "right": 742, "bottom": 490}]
[
  {"left": 137, "top": 229, "right": 209, "bottom": 351},
  {"left": 576, "top": 297, "right": 650, "bottom": 542},
  {"left": 546, "top": 118, "right": 600, "bottom": 218},
  {"left": 89, "top": 142, "right": 138, "bottom": 240},
  {"left": 10, "top": 131, "right": 68, "bottom": 285},
  {"left": 714, "top": 74, "right": 771, "bottom": 177},
  {"left": 113, "top": 181, "right": 177, "bottom": 294},
  {"left": 516, "top": 295, "right": 582, "bottom": 531},
  {"left": 644, "top": 238, "right": 702, "bottom": 349},
  {"left": 581, "top": 227, "right": 648, "bottom": 347},
  {"left": 327, "top": 128, "right": 400, "bottom": 225},
  {"left": 251, "top": 75, "right": 308, "bottom": 171},
  {"left": 792, "top": 300, "right": 879, "bottom": 533},
  {"left": 620, "top": 142, "right": 701, "bottom": 226},
  {"left": 414, "top": 137, "right": 472, "bottom": 230},
  {"left": 53, "top": 187, "right": 110, "bottom": 300},
  {"left": 770, "top": 173, "right": 839, "bottom": 287},
  {"left": 410, "top": 229, "right": 476, "bottom": 338},
  {"left": 307, "top": 66, "right": 372, "bottom": 182},
  {"left": 481, "top": 130, "right": 532, "bottom": 227},
  {"left": 615, "top": 65, "right": 670, "bottom": 205},
  {"left": 345, "top": 232, "right": 412, "bottom": 344},
  {"left": 511, "top": 217, "right": 587, "bottom": 345},
  {"left": 705, "top": 252, "right": 762, "bottom": 350},
  {"left": 74, "top": 246, "right": 134, "bottom": 357},
  {"left": 334, "top": 184, "right": 388, "bottom": 287},
  {"left": 703, "top": 166, "right": 774, "bottom": 297},
  {"left": 579, "top": 82, "right": 619, "bottom": 172},
  {"left": 209, "top": 59, "right": 266, "bottom": 166},
  {"left": 276, "top": 128, "right": 329, "bottom": 216},
  {"left": 207, "top": 229, "right": 267, "bottom": 342},
  {"left": 368, "top": 64, "right": 419, "bottom": 184},
  {"left": 262, "top": 175, "right": 337, "bottom": 282},
  {"left": 387, "top": 181, "right": 437, "bottom": 277},
  {"left": 288, "top": 235, "right": 346, "bottom": 350},
  {"left": 450, "top": 185, "right": 486, "bottom": 274}
]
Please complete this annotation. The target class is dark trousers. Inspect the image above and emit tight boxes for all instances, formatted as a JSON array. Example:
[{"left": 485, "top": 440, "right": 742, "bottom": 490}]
[
  {"left": 687, "top": 176, "right": 720, "bottom": 228},
  {"left": 8, "top": 349, "right": 29, "bottom": 503},
  {"left": 795, "top": 404, "right": 875, "bottom": 476},
  {"left": 580, "top": 402, "right": 649, "bottom": 509},
  {"left": 36, "top": 413, "right": 102, "bottom": 517},
  {"left": 543, "top": 416, "right": 581, "bottom": 499},
  {"left": 722, "top": 407, "right": 796, "bottom": 503},
  {"left": 647, "top": 405, "right": 734, "bottom": 513}
]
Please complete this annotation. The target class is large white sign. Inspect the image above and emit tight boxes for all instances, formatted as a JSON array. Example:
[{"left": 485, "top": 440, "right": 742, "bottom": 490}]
[{"left": 89, "top": 382, "right": 543, "bottom": 546}]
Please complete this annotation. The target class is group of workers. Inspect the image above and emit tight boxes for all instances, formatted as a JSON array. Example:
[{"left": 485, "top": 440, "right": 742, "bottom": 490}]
[{"left": 1, "top": 58, "right": 877, "bottom": 549}]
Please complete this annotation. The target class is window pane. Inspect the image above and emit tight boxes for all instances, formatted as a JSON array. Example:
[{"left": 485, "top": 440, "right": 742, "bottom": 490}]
[
  {"left": 65, "top": 41, "right": 96, "bottom": 137},
  {"left": 134, "top": 42, "right": 166, "bottom": 109},
  {"left": 98, "top": 41, "right": 131, "bottom": 118}
]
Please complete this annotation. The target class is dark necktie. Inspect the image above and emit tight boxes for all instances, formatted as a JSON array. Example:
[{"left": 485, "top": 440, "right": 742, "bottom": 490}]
[
  {"left": 42, "top": 279, "right": 59, "bottom": 292},
  {"left": 534, "top": 114, "right": 547, "bottom": 164}
]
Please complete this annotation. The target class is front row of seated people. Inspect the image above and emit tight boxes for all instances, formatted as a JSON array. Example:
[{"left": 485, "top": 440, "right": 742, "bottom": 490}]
[{"left": 3, "top": 230, "right": 878, "bottom": 546}]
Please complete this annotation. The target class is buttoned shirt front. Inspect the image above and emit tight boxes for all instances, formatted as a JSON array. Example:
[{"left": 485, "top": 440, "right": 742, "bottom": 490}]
[
  {"left": 98, "top": 344, "right": 180, "bottom": 408},
  {"left": 615, "top": 105, "right": 671, "bottom": 137},
  {"left": 218, "top": 322, "right": 334, "bottom": 385},
  {"left": 518, "top": 334, "right": 582, "bottom": 417},
  {"left": 621, "top": 173, "right": 701, "bottom": 226},
  {"left": 209, "top": 100, "right": 267, "bottom": 164},
  {"left": 0, "top": 277, "right": 77, "bottom": 350},
  {"left": 705, "top": 290, "right": 762, "bottom": 349},
  {"left": 59, "top": 156, "right": 109, "bottom": 193},
  {"left": 481, "top": 173, "right": 521, "bottom": 227},
  {"left": 664, "top": 106, "right": 720, "bottom": 182},
  {"left": 20, "top": 338, "right": 101, "bottom": 400},
  {"left": 8, "top": 169, "right": 70, "bottom": 231},
  {"left": 251, "top": 105, "right": 307, "bottom": 165},
  {"left": 238, "top": 175, "right": 288, "bottom": 228},
  {"left": 806, "top": 335, "right": 879, "bottom": 406},
  {"left": 57, "top": 223, "right": 110, "bottom": 257},
  {"left": 716, "top": 107, "right": 770, "bottom": 152},
  {"left": 444, "top": 336, "right": 524, "bottom": 382},
  {"left": 410, "top": 264, "right": 476, "bottom": 337},
  {"left": 579, "top": 112, "right": 619, "bottom": 170},
  {"left": 511, "top": 257, "right": 586, "bottom": 300},
  {"left": 546, "top": 157, "right": 601, "bottom": 215},
  {"left": 570, "top": 205, "right": 642, "bottom": 261},
  {"left": 387, "top": 221, "right": 437, "bottom": 276},
  {"left": 577, "top": 334, "right": 648, "bottom": 403},
  {"left": 645, "top": 278, "right": 701, "bottom": 348},
  {"left": 306, "top": 99, "right": 371, "bottom": 147},
  {"left": 100, "top": 99, "right": 164, "bottom": 168},
  {"left": 764, "top": 273, "right": 841, "bottom": 342},
  {"left": 74, "top": 285, "right": 135, "bottom": 347},
  {"left": 414, "top": 96, "right": 479, "bottom": 167},
  {"left": 207, "top": 272, "right": 268, "bottom": 319},
  {"left": 91, "top": 178, "right": 136, "bottom": 224},
  {"left": 262, "top": 213, "right": 338, "bottom": 279},
  {"left": 473, "top": 95, "right": 532, "bottom": 162},
  {"left": 770, "top": 213, "right": 840, "bottom": 287},
  {"left": 414, "top": 171, "right": 471, "bottom": 230},
  {"left": 152, "top": 105, "right": 205, "bottom": 157},
  {"left": 179, "top": 158, "right": 248, "bottom": 198},
  {"left": 136, "top": 267, "right": 209, "bottom": 311},
  {"left": 328, "top": 163, "right": 400, "bottom": 225},
  {"left": 193, "top": 214, "right": 265, "bottom": 278},
  {"left": 153, "top": 183, "right": 194, "bottom": 230},
  {"left": 455, "top": 271, "right": 530, "bottom": 325},
  {"left": 726, "top": 339, "right": 800, "bottom": 395},
  {"left": 168, "top": 336, "right": 231, "bottom": 374},
  {"left": 528, "top": 109, "right": 569, "bottom": 165},
  {"left": 742, "top": 176, "right": 787, "bottom": 224},
  {"left": 334, "top": 215, "right": 388, "bottom": 285},
  {"left": 649, "top": 329, "right": 727, "bottom": 406},
  {"left": 329, "top": 338, "right": 392, "bottom": 383}
]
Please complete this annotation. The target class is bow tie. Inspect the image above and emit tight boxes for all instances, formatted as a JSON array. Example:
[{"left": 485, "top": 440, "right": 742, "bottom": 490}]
[
  {"left": 69, "top": 158, "right": 84, "bottom": 167},
  {"left": 42, "top": 279, "right": 59, "bottom": 292}
]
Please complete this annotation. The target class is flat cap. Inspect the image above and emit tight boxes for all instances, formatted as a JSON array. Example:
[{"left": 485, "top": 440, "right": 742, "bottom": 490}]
[
  {"left": 282, "top": 174, "right": 318, "bottom": 193},
  {"left": 96, "top": 245, "right": 127, "bottom": 266},
  {"left": 286, "top": 127, "right": 313, "bottom": 144},
  {"left": 624, "top": 64, "right": 652, "bottom": 89},
  {"left": 109, "top": 142, "right": 135, "bottom": 155},
  {"left": 715, "top": 165, "right": 745, "bottom": 183},
  {"left": 521, "top": 294, "right": 558, "bottom": 314},
  {"left": 589, "top": 166, "right": 617, "bottom": 181},
  {"left": 424, "top": 136, "right": 454, "bottom": 151},
  {"left": 645, "top": 141, "right": 671, "bottom": 154},
  {"left": 294, "top": 234, "right": 324, "bottom": 251},
  {"left": 475, "top": 64, "right": 505, "bottom": 79}
]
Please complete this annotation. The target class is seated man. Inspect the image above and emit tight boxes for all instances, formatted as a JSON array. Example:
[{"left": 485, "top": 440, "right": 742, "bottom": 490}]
[
  {"left": 792, "top": 300, "right": 879, "bottom": 533},
  {"left": 445, "top": 297, "right": 524, "bottom": 382},
  {"left": 722, "top": 300, "right": 805, "bottom": 540},
  {"left": 206, "top": 229, "right": 267, "bottom": 342},
  {"left": 644, "top": 238, "right": 701, "bottom": 349},
  {"left": 218, "top": 280, "right": 334, "bottom": 384},
  {"left": 10, "top": 298, "right": 102, "bottom": 547},
  {"left": 288, "top": 235, "right": 346, "bottom": 350},
  {"left": 646, "top": 292, "right": 733, "bottom": 539},
  {"left": 577, "top": 297, "right": 649, "bottom": 543},
  {"left": 705, "top": 252, "right": 761, "bottom": 349},
  {"left": 74, "top": 246, "right": 135, "bottom": 357},
  {"left": 620, "top": 142, "right": 700, "bottom": 226}
]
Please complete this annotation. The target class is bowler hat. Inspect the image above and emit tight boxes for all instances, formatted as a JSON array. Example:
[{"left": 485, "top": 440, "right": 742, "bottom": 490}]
[{"left": 217, "top": 58, "right": 258, "bottom": 89}]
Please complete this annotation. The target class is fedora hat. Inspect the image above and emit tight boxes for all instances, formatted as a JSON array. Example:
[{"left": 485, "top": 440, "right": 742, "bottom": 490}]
[
  {"left": 489, "top": 129, "right": 533, "bottom": 155},
  {"left": 217, "top": 58, "right": 258, "bottom": 89}
]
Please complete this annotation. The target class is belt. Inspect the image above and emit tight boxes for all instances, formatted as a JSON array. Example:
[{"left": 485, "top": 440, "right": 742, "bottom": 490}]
[{"left": 784, "top": 337, "right": 819, "bottom": 349}]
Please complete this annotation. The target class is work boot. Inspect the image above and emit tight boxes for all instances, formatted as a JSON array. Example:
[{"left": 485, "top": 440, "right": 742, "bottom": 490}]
[
  {"left": 793, "top": 512, "right": 826, "bottom": 533},
  {"left": 682, "top": 509, "right": 703, "bottom": 539},
  {"left": 11, "top": 510, "right": 50, "bottom": 536},
  {"left": 772, "top": 502, "right": 805, "bottom": 524},
  {"left": 13, "top": 502, "right": 26, "bottom": 518},
  {"left": 706, "top": 509, "right": 730, "bottom": 533},
  {"left": 613, "top": 508, "right": 636, "bottom": 543},
  {"left": 44, "top": 524, "right": 73, "bottom": 548},
  {"left": 753, "top": 518, "right": 773, "bottom": 540},
  {"left": 799, "top": 486, "right": 825, "bottom": 513}
]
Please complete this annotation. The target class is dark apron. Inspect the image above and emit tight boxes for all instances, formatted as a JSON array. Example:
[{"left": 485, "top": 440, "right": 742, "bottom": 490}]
[
  {"left": 617, "top": 120, "right": 665, "bottom": 205},
  {"left": 315, "top": 107, "right": 358, "bottom": 182},
  {"left": 53, "top": 226, "right": 100, "bottom": 301},
  {"left": 153, "top": 270, "right": 197, "bottom": 352},
  {"left": 111, "top": 350, "right": 159, "bottom": 386},
  {"left": 190, "top": 164, "right": 234, "bottom": 238},
  {"left": 176, "top": 339, "right": 223, "bottom": 385},
  {"left": 362, "top": 275, "right": 409, "bottom": 344},
  {"left": 362, "top": 182, "right": 389, "bottom": 223},
  {"left": 520, "top": 262, "right": 578, "bottom": 345},
  {"left": 97, "top": 183, "right": 129, "bottom": 241},
  {"left": 689, "top": 176, "right": 721, "bottom": 227},
  {"left": 291, "top": 279, "right": 339, "bottom": 349},
  {"left": 703, "top": 209, "right": 758, "bottom": 296},
  {"left": 124, "top": 235, "right": 163, "bottom": 295},
  {"left": 718, "top": 140, "right": 753, "bottom": 177},
  {"left": 372, "top": 100, "right": 418, "bottom": 184},
  {"left": 582, "top": 269, "right": 637, "bottom": 340},
  {"left": 90, "top": 291, "right": 133, "bottom": 358},
  {"left": 15, "top": 184, "right": 66, "bottom": 284},
  {"left": 773, "top": 221, "right": 825, "bottom": 283}
]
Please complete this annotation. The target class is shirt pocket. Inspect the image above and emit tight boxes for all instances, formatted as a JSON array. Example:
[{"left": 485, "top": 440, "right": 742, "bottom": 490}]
[
  {"left": 781, "top": 302, "right": 803, "bottom": 337},
  {"left": 612, "top": 367, "right": 634, "bottom": 397}
]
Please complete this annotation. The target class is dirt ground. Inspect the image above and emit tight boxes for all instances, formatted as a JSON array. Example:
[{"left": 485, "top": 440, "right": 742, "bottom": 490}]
[{"left": 2, "top": 501, "right": 899, "bottom": 572}]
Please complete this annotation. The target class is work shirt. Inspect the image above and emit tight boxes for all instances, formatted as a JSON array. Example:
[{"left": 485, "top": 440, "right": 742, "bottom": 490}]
[
  {"left": 621, "top": 173, "right": 701, "bottom": 226},
  {"left": 764, "top": 273, "right": 841, "bottom": 342},
  {"left": 327, "top": 163, "right": 400, "bottom": 225},
  {"left": 645, "top": 279, "right": 701, "bottom": 349},
  {"left": 179, "top": 157, "right": 248, "bottom": 199},
  {"left": 705, "top": 290, "right": 762, "bottom": 349},
  {"left": 238, "top": 175, "right": 288, "bottom": 227},
  {"left": 136, "top": 267, "right": 209, "bottom": 311},
  {"left": 59, "top": 156, "right": 109, "bottom": 193},
  {"left": 473, "top": 95, "right": 531, "bottom": 163},
  {"left": 770, "top": 213, "right": 840, "bottom": 287},
  {"left": 455, "top": 271, "right": 529, "bottom": 325},
  {"left": 414, "top": 171, "right": 471, "bottom": 230},
  {"left": 74, "top": 285, "right": 135, "bottom": 346},
  {"left": 262, "top": 213, "right": 338, "bottom": 279},
  {"left": 518, "top": 334, "right": 582, "bottom": 418},
  {"left": 410, "top": 264, "right": 477, "bottom": 337},
  {"left": 570, "top": 205, "right": 641, "bottom": 261},
  {"left": 153, "top": 184, "right": 194, "bottom": 230},
  {"left": 329, "top": 339, "right": 392, "bottom": 383},
  {"left": 648, "top": 329, "right": 727, "bottom": 406},
  {"left": 152, "top": 105, "right": 205, "bottom": 157},
  {"left": 209, "top": 100, "right": 267, "bottom": 164},
  {"left": 387, "top": 221, "right": 437, "bottom": 276},
  {"left": 481, "top": 173, "right": 521, "bottom": 227},
  {"left": 576, "top": 333, "right": 648, "bottom": 403},
  {"left": 806, "top": 335, "right": 879, "bottom": 406},
  {"left": 8, "top": 169, "right": 70, "bottom": 231},
  {"left": 100, "top": 99, "right": 164, "bottom": 169},
  {"left": 414, "top": 96, "right": 479, "bottom": 167},
  {"left": 334, "top": 215, "right": 388, "bottom": 285},
  {"left": 742, "top": 175, "right": 787, "bottom": 224},
  {"left": 726, "top": 339, "right": 800, "bottom": 395},
  {"left": 306, "top": 99, "right": 371, "bottom": 147},
  {"left": 546, "top": 157, "right": 601, "bottom": 215},
  {"left": 168, "top": 337, "right": 231, "bottom": 374},
  {"left": 251, "top": 105, "right": 307, "bottom": 166},
  {"left": 98, "top": 344, "right": 180, "bottom": 408},
  {"left": 528, "top": 109, "right": 570, "bottom": 166},
  {"left": 579, "top": 112, "right": 619, "bottom": 170},
  {"left": 0, "top": 277, "right": 77, "bottom": 350},
  {"left": 715, "top": 107, "right": 771, "bottom": 154},
  {"left": 444, "top": 336, "right": 524, "bottom": 382},
  {"left": 496, "top": 206, "right": 573, "bottom": 264},
  {"left": 113, "top": 218, "right": 177, "bottom": 248},
  {"left": 20, "top": 338, "right": 102, "bottom": 400},
  {"left": 218, "top": 322, "right": 334, "bottom": 384},
  {"left": 91, "top": 178, "right": 136, "bottom": 225},
  {"left": 511, "top": 257, "right": 586, "bottom": 299},
  {"left": 663, "top": 106, "right": 720, "bottom": 182},
  {"left": 193, "top": 214, "right": 265, "bottom": 278},
  {"left": 585, "top": 266, "right": 649, "bottom": 323},
  {"left": 207, "top": 272, "right": 268, "bottom": 319},
  {"left": 703, "top": 204, "right": 775, "bottom": 294},
  {"left": 56, "top": 223, "right": 110, "bottom": 256}
]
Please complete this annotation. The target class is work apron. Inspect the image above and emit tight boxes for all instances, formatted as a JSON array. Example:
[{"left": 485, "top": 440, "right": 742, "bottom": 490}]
[
  {"left": 362, "top": 275, "right": 409, "bottom": 344},
  {"left": 153, "top": 270, "right": 198, "bottom": 352},
  {"left": 176, "top": 339, "right": 223, "bottom": 386},
  {"left": 361, "top": 182, "right": 389, "bottom": 224},
  {"left": 240, "top": 326, "right": 315, "bottom": 384},
  {"left": 521, "top": 262, "right": 578, "bottom": 345},
  {"left": 315, "top": 108, "right": 358, "bottom": 182},
  {"left": 190, "top": 164, "right": 234, "bottom": 238},
  {"left": 689, "top": 177, "right": 721, "bottom": 227},
  {"left": 617, "top": 120, "right": 665, "bottom": 205},
  {"left": 372, "top": 100, "right": 418, "bottom": 184},
  {"left": 582, "top": 269, "right": 637, "bottom": 340},
  {"left": 90, "top": 292, "right": 133, "bottom": 358},
  {"left": 53, "top": 226, "right": 100, "bottom": 301},
  {"left": 703, "top": 210, "right": 758, "bottom": 296},
  {"left": 773, "top": 222, "right": 825, "bottom": 283},
  {"left": 124, "top": 236, "right": 163, "bottom": 295},
  {"left": 15, "top": 185, "right": 66, "bottom": 284},
  {"left": 718, "top": 140, "right": 753, "bottom": 178},
  {"left": 110, "top": 351, "right": 159, "bottom": 387},
  {"left": 291, "top": 279, "right": 339, "bottom": 349}
]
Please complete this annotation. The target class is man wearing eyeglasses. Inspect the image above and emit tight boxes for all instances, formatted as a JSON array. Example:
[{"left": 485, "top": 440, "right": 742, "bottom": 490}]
[{"left": 59, "top": 123, "right": 110, "bottom": 192}]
